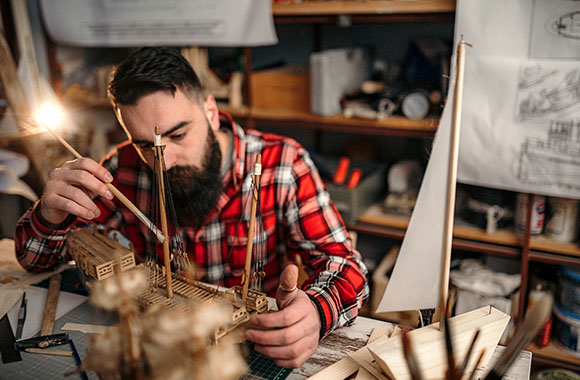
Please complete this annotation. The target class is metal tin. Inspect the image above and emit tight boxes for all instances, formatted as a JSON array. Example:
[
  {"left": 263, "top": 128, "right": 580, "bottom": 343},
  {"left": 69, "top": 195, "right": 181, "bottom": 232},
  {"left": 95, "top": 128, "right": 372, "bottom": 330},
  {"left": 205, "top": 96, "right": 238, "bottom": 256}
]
[{"left": 515, "top": 193, "right": 546, "bottom": 235}]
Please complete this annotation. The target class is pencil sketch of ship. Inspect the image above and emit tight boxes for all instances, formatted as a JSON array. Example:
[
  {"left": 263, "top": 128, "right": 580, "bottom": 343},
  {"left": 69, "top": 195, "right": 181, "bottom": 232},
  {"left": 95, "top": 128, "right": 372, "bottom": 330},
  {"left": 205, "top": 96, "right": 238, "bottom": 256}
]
[
  {"left": 551, "top": 11, "right": 580, "bottom": 39},
  {"left": 518, "top": 65, "right": 557, "bottom": 89},
  {"left": 519, "top": 68, "right": 580, "bottom": 120},
  {"left": 517, "top": 120, "right": 580, "bottom": 191}
]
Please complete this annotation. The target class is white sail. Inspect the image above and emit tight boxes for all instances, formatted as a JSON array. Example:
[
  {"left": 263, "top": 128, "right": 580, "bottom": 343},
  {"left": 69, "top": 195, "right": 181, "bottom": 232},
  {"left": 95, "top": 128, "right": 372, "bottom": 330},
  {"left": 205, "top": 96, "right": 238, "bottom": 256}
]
[{"left": 376, "top": 72, "right": 457, "bottom": 313}]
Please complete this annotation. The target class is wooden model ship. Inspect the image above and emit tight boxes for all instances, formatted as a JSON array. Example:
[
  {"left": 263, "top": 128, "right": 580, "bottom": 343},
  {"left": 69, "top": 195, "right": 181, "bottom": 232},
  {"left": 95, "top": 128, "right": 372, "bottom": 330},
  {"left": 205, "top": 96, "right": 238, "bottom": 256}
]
[
  {"left": 61, "top": 126, "right": 269, "bottom": 378},
  {"left": 67, "top": 226, "right": 136, "bottom": 281},
  {"left": 82, "top": 266, "right": 247, "bottom": 380},
  {"left": 67, "top": 126, "right": 269, "bottom": 343},
  {"left": 366, "top": 41, "right": 511, "bottom": 380}
]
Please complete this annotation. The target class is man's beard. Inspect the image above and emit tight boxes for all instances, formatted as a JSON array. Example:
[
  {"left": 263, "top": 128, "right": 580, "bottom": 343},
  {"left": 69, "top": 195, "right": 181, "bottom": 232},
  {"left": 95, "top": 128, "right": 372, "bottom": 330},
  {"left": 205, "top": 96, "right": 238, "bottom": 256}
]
[{"left": 166, "top": 125, "right": 223, "bottom": 228}]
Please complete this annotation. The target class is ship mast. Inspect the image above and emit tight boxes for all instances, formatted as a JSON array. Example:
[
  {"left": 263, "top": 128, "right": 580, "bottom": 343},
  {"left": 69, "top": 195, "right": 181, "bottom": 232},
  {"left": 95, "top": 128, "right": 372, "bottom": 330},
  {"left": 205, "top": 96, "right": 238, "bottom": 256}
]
[
  {"left": 242, "top": 154, "right": 262, "bottom": 300},
  {"left": 154, "top": 126, "right": 173, "bottom": 299}
]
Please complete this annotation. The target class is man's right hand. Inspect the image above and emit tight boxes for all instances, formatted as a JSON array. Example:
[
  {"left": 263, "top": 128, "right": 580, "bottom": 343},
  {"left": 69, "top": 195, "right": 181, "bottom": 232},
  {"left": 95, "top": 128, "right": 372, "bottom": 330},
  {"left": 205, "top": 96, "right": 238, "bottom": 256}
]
[{"left": 39, "top": 158, "right": 114, "bottom": 225}]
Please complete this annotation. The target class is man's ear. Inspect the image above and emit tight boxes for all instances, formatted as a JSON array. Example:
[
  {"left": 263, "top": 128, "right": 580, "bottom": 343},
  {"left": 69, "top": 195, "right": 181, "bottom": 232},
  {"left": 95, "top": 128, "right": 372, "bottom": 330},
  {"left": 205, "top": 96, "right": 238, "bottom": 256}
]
[
  {"left": 204, "top": 95, "right": 220, "bottom": 131},
  {"left": 115, "top": 106, "right": 132, "bottom": 139}
]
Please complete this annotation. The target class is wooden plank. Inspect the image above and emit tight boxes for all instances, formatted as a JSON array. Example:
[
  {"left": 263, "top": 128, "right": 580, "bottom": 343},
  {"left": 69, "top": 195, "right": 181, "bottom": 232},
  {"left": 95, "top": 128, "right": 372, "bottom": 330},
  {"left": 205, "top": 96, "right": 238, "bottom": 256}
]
[
  {"left": 354, "top": 327, "right": 391, "bottom": 380},
  {"left": 40, "top": 274, "right": 61, "bottom": 336},
  {"left": 273, "top": 0, "right": 455, "bottom": 16},
  {"left": 368, "top": 307, "right": 510, "bottom": 380},
  {"left": 307, "top": 327, "right": 393, "bottom": 380}
]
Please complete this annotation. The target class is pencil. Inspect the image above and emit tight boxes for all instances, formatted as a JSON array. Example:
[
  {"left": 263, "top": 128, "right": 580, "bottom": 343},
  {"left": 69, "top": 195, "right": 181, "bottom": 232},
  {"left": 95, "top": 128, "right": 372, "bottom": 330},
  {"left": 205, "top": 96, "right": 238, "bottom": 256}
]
[{"left": 69, "top": 340, "right": 89, "bottom": 380}]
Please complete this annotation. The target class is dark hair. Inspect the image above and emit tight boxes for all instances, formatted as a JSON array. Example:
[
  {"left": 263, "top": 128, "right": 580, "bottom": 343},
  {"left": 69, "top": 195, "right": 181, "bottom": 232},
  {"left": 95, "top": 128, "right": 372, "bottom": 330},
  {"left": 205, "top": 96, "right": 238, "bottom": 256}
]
[{"left": 108, "top": 47, "right": 204, "bottom": 107}]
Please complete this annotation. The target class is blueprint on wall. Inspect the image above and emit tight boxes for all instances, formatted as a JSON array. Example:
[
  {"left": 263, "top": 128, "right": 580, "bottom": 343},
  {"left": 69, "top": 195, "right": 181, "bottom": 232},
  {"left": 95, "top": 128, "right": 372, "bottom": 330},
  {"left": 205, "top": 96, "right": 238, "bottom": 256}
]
[
  {"left": 455, "top": 0, "right": 580, "bottom": 198},
  {"left": 39, "top": 0, "right": 277, "bottom": 47}
]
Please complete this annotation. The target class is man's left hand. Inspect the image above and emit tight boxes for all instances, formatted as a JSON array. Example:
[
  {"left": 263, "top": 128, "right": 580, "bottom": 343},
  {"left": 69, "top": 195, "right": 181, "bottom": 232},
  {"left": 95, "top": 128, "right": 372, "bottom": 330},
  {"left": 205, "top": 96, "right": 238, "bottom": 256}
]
[{"left": 244, "top": 265, "right": 321, "bottom": 368}]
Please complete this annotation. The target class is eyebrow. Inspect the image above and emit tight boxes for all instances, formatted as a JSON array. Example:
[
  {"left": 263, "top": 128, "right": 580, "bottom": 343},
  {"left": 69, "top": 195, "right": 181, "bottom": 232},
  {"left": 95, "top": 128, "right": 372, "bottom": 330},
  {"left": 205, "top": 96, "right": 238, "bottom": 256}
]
[{"left": 132, "top": 121, "right": 190, "bottom": 146}]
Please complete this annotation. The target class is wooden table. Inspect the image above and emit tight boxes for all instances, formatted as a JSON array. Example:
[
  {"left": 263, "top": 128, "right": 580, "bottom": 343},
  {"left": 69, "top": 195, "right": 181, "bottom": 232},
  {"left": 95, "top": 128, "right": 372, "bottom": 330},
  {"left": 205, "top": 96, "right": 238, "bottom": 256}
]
[{"left": 289, "top": 316, "right": 392, "bottom": 379}]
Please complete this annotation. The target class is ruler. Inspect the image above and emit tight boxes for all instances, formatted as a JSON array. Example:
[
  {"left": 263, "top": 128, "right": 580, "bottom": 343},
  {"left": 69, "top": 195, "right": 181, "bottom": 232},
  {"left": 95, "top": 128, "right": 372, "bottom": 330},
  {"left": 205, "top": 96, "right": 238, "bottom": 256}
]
[{"left": 41, "top": 274, "right": 62, "bottom": 336}]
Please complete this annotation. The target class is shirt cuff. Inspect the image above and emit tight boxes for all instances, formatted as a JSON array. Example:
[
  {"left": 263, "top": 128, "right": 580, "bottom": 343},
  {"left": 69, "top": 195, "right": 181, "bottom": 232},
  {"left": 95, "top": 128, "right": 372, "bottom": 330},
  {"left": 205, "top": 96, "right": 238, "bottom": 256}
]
[
  {"left": 305, "top": 290, "right": 332, "bottom": 340},
  {"left": 33, "top": 203, "right": 77, "bottom": 233}
]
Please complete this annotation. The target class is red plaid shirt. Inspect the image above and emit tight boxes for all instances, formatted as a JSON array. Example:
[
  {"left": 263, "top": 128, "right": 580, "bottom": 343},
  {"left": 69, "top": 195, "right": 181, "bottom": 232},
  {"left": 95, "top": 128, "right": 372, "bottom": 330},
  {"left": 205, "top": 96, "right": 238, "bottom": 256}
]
[{"left": 15, "top": 113, "right": 369, "bottom": 338}]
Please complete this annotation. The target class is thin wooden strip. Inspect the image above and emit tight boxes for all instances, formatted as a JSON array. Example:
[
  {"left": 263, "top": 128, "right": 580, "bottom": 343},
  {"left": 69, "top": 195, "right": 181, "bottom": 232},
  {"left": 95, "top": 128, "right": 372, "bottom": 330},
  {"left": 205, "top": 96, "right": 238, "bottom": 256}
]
[
  {"left": 61, "top": 323, "right": 107, "bottom": 335},
  {"left": 25, "top": 348, "right": 72, "bottom": 356}
]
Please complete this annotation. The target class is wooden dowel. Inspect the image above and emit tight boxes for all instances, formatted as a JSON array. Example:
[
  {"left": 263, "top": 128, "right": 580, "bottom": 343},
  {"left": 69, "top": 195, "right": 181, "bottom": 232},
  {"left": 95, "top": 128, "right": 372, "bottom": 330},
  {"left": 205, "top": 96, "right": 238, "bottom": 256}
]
[
  {"left": 440, "top": 40, "right": 469, "bottom": 324},
  {"left": 154, "top": 126, "right": 173, "bottom": 299},
  {"left": 41, "top": 122, "right": 165, "bottom": 243},
  {"left": 242, "top": 154, "right": 262, "bottom": 300}
]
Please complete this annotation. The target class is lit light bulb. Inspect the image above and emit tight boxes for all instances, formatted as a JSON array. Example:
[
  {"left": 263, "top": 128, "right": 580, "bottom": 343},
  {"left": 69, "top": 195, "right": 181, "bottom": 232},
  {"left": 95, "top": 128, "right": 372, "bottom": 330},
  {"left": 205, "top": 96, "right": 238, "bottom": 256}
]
[{"left": 35, "top": 102, "right": 64, "bottom": 130}]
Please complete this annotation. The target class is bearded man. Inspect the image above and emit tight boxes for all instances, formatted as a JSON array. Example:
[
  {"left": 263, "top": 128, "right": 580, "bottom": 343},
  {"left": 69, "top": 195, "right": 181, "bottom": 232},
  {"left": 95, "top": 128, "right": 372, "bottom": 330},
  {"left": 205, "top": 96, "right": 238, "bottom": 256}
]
[{"left": 15, "top": 47, "right": 369, "bottom": 368}]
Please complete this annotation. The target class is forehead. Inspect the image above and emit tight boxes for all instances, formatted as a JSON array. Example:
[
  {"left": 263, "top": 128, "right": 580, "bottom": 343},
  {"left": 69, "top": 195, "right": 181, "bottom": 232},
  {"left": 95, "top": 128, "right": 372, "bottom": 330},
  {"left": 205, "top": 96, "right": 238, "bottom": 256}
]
[{"left": 118, "top": 89, "right": 203, "bottom": 137}]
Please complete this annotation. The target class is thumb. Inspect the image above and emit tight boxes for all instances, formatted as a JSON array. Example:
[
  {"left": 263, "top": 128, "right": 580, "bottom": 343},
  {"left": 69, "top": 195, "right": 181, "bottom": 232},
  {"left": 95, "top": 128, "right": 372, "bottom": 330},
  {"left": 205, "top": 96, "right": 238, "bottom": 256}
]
[{"left": 276, "top": 264, "right": 299, "bottom": 310}]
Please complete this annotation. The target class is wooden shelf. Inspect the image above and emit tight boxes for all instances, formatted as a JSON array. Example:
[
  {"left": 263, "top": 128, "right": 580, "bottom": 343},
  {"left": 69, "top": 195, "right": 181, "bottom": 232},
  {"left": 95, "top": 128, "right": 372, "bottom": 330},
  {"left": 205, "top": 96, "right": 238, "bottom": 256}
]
[
  {"left": 527, "top": 341, "right": 580, "bottom": 371},
  {"left": 272, "top": 0, "right": 456, "bottom": 16},
  {"left": 222, "top": 106, "right": 438, "bottom": 137},
  {"left": 356, "top": 203, "right": 580, "bottom": 262}
]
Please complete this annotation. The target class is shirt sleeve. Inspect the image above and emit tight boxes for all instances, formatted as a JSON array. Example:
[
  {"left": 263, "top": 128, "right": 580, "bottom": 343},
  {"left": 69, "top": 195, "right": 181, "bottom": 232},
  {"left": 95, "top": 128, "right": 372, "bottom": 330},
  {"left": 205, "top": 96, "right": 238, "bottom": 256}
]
[
  {"left": 284, "top": 148, "right": 370, "bottom": 339},
  {"left": 14, "top": 201, "right": 78, "bottom": 272},
  {"left": 14, "top": 154, "right": 123, "bottom": 272}
]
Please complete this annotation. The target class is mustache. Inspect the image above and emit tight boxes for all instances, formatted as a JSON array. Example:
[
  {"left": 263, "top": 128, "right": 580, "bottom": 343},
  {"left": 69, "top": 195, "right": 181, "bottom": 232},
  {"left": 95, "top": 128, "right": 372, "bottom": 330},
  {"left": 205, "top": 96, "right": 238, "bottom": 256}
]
[{"left": 167, "top": 165, "right": 200, "bottom": 182}]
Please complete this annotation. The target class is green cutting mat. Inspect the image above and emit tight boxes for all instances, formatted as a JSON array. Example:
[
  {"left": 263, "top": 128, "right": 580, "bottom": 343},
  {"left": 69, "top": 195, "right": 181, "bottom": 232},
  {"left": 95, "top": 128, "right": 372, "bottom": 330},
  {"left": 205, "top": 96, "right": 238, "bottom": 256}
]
[{"left": 243, "top": 347, "right": 293, "bottom": 380}]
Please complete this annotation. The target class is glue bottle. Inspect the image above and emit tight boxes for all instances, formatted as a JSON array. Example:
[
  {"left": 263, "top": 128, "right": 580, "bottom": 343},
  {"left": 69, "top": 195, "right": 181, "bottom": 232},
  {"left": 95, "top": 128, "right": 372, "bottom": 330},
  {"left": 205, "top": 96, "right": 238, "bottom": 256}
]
[{"left": 528, "top": 283, "right": 553, "bottom": 348}]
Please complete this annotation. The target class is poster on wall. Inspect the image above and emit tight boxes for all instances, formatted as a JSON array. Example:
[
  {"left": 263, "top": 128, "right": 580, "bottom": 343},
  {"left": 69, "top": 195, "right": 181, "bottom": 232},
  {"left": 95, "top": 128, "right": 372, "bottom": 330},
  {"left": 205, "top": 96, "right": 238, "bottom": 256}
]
[
  {"left": 455, "top": 0, "right": 580, "bottom": 199},
  {"left": 39, "top": 0, "right": 277, "bottom": 47}
]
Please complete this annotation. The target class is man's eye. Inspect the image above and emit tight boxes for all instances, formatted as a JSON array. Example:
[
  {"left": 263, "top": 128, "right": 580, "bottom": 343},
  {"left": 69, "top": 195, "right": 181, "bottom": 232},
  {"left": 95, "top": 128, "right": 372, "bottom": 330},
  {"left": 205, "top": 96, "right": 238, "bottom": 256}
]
[
  {"left": 134, "top": 142, "right": 153, "bottom": 150},
  {"left": 170, "top": 133, "right": 185, "bottom": 141}
]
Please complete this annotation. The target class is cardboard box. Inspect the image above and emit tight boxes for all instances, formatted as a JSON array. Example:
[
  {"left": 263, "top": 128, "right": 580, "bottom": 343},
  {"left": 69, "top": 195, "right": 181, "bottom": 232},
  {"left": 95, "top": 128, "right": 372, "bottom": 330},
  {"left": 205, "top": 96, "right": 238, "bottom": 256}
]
[
  {"left": 249, "top": 66, "right": 310, "bottom": 112},
  {"left": 327, "top": 164, "right": 387, "bottom": 224}
]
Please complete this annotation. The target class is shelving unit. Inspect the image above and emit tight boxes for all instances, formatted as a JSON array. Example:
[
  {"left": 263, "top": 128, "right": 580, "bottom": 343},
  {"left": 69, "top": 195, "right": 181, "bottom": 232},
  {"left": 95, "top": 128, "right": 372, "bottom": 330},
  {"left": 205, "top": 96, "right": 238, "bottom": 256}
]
[{"left": 236, "top": 1, "right": 580, "bottom": 373}]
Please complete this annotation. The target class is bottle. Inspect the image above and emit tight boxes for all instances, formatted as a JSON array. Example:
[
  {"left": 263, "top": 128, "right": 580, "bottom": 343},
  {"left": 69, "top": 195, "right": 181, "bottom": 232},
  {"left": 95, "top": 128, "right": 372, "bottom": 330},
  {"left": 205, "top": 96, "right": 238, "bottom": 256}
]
[{"left": 528, "top": 284, "right": 553, "bottom": 348}]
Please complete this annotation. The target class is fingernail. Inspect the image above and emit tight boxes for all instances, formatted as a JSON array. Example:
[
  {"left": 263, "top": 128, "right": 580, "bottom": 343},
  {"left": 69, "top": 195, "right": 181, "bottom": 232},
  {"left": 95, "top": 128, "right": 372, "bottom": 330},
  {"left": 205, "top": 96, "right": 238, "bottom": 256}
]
[
  {"left": 94, "top": 209, "right": 101, "bottom": 218},
  {"left": 105, "top": 173, "right": 113, "bottom": 182},
  {"left": 87, "top": 212, "right": 95, "bottom": 219},
  {"left": 106, "top": 190, "right": 113, "bottom": 199}
]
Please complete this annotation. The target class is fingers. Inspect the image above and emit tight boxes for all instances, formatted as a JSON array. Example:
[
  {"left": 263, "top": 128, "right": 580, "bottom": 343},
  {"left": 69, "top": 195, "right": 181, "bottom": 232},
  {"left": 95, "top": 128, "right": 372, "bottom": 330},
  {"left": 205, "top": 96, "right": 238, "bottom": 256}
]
[
  {"left": 248, "top": 301, "right": 303, "bottom": 330},
  {"left": 41, "top": 158, "right": 114, "bottom": 223},
  {"left": 246, "top": 315, "right": 309, "bottom": 346},
  {"left": 279, "top": 264, "right": 299, "bottom": 290},
  {"left": 277, "top": 264, "right": 299, "bottom": 310},
  {"left": 246, "top": 291, "right": 322, "bottom": 369},
  {"left": 254, "top": 335, "right": 318, "bottom": 367}
]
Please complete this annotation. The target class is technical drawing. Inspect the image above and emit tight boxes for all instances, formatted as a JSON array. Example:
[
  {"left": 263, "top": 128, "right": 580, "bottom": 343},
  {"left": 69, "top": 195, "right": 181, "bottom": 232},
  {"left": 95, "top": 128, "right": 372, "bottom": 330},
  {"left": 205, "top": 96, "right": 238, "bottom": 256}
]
[
  {"left": 517, "top": 120, "right": 580, "bottom": 190},
  {"left": 551, "top": 11, "right": 580, "bottom": 39},
  {"left": 519, "top": 65, "right": 557, "bottom": 89},
  {"left": 518, "top": 68, "right": 580, "bottom": 120}
]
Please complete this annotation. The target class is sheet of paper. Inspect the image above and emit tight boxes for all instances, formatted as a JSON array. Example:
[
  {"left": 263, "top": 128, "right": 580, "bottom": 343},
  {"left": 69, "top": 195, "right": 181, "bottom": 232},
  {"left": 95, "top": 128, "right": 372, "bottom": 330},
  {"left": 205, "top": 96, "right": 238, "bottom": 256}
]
[
  {"left": 7, "top": 287, "right": 86, "bottom": 340},
  {"left": 455, "top": 0, "right": 580, "bottom": 198},
  {"left": 0, "top": 288, "right": 23, "bottom": 320},
  {"left": 376, "top": 68, "right": 455, "bottom": 313},
  {"left": 40, "top": 0, "right": 277, "bottom": 47}
]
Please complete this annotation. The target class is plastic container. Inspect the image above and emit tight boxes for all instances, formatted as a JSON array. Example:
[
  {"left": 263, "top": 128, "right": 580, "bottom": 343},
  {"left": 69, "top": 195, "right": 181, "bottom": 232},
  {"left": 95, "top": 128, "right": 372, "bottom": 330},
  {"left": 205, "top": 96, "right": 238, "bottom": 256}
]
[
  {"left": 553, "top": 302, "right": 580, "bottom": 356},
  {"left": 559, "top": 267, "right": 580, "bottom": 315}
]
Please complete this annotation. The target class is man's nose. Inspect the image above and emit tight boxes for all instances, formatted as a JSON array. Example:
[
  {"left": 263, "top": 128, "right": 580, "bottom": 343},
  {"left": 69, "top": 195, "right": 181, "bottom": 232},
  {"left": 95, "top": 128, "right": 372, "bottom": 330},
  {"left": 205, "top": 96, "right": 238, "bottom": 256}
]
[{"left": 160, "top": 147, "right": 177, "bottom": 169}]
